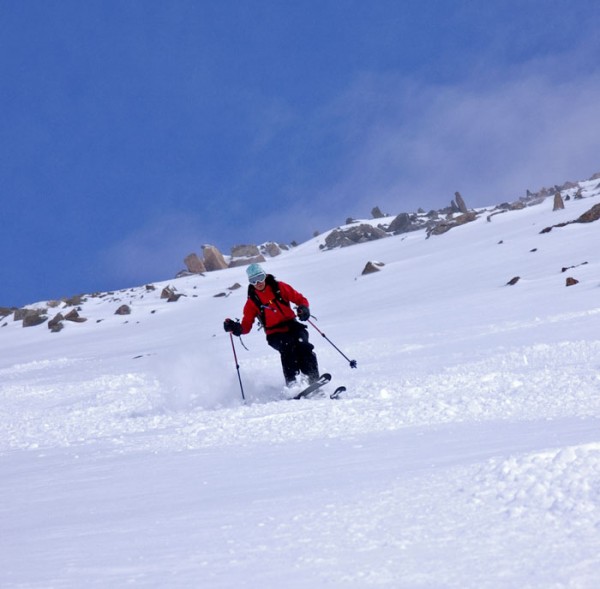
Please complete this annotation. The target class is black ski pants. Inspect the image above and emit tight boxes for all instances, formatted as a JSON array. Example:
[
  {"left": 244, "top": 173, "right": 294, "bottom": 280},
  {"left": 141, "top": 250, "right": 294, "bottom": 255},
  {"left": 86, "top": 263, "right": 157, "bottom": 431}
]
[{"left": 267, "top": 321, "right": 319, "bottom": 385}]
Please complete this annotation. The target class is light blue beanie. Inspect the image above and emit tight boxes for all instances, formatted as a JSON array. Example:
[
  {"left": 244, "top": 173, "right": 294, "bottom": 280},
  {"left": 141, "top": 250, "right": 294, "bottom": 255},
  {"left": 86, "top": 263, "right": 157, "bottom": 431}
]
[{"left": 246, "top": 263, "right": 266, "bottom": 281}]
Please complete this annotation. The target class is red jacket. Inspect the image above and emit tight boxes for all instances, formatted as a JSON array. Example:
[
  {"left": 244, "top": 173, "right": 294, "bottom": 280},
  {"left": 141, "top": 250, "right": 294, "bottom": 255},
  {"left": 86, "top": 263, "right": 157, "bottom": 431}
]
[{"left": 240, "top": 278, "right": 309, "bottom": 336}]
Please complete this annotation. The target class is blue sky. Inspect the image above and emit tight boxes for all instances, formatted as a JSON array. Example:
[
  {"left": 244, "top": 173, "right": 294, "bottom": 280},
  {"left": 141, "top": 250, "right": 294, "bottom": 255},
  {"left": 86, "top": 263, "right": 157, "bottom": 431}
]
[{"left": 2, "top": 0, "right": 599, "bottom": 307}]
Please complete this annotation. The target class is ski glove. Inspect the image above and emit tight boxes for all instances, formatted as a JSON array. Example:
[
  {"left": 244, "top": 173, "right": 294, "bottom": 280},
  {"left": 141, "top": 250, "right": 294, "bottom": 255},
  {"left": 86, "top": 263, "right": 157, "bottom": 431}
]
[
  {"left": 296, "top": 305, "right": 310, "bottom": 321},
  {"left": 223, "top": 318, "right": 242, "bottom": 336}
]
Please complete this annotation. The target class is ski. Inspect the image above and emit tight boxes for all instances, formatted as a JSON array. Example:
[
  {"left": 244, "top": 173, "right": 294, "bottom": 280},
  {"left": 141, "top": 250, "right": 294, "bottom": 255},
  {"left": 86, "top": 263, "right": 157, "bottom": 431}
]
[
  {"left": 330, "top": 386, "right": 346, "bottom": 400},
  {"left": 292, "top": 373, "right": 331, "bottom": 400}
]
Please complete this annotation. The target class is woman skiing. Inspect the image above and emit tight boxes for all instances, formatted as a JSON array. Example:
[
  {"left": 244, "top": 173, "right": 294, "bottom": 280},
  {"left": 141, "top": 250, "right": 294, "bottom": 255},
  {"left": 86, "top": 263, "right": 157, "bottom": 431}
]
[{"left": 224, "top": 263, "right": 320, "bottom": 386}]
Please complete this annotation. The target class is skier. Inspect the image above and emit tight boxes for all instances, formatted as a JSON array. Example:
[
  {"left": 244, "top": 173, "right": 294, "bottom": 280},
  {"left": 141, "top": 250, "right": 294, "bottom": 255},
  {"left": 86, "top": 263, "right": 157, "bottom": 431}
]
[{"left": 224, "top": 263, "right": 320, "bottom": 386}]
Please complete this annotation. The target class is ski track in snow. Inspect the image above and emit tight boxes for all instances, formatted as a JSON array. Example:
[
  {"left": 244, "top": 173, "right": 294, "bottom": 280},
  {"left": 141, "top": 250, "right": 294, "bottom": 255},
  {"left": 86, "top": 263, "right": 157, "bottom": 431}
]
[{"left": 2, "top": 339, "right": 600, "bottom": 454}]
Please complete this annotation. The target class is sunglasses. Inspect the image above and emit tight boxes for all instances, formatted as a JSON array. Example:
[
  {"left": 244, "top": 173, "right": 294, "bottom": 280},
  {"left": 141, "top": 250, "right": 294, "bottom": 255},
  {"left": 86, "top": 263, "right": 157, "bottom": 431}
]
[{"left": 249, "top": 272, "right": 266, "bottom": 285}]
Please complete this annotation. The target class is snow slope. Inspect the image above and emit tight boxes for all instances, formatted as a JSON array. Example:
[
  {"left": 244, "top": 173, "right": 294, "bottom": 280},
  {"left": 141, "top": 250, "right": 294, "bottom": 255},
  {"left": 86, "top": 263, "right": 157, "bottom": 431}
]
[{"left": 2, "top": 179, "right": 600, "bottom": 588}]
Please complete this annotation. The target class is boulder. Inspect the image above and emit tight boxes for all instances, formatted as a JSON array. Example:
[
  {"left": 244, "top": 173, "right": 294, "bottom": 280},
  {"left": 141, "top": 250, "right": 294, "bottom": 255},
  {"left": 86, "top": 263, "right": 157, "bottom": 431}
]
[
  {"left": 64, "top": 309, "right": 87, "bottom": 323},
  {"left": 387, "top": 213, "right": 414, "bottom": 234},
  {"left": 454, "top": 191, "right": 468, "bottom": 213},
  {"left": 323, "top": 224, "right": 388, "bottom": 250},
  {"left": 231, "top": 244, "right": 260, "bottom": 258},
  {"left": 49, "top": 321, "right": 64, "bottom": 333},
  {"left": 62, "top": 294, "right": 85, "bottom": 306},
  {"left": 553, "top": 193, "right": 565, "bottom": 211},
  {"left": 260, "top": 242, "right": 282, "bottom": 257},
  {"left": 48, "top": 313, "right": 65, "bottom": 332},
  {"left": 162, "top": 286, "right": 185, "bottom": 302},
  {"left": 202, "top": 245, "right": 229, "bottom": 271},
  {"left": 427, "top": 212, "right": 478, "bottom": 236},
  {"left": 22, "top": 309, "right": 47, "bottom": 327},
  {"left": 184, "top": 253, "right": 206, "bottom": 274},
  {"left": 509, "top": 201, "right": 526, "bottom": 211},
  {"left": 161, "top": 286, "right": 176, "bottom": 299},
  {"left": 576, "top": 203, "right": 600, "bottom": 223},
  {"left": 115, "top": 304, "right": 131, "bottom": 315},
  {"left": 322, "top": 231, "right": 353, "bottom": 249},
  {"left": 0, "top": 307, "right": 15, "bottom": 319},
  {"left": 362, "top": 261, "right": 385, "bottom": 275},
  {"left": 14, "top": 308, "right": 29, "bottom": 321}
]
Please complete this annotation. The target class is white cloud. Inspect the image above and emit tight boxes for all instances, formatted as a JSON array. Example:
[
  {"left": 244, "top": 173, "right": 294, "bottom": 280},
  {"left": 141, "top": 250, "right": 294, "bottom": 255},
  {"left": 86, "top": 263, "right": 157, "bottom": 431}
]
[{"left": 312, "top": 58, "right": 600, "bottom": 218}]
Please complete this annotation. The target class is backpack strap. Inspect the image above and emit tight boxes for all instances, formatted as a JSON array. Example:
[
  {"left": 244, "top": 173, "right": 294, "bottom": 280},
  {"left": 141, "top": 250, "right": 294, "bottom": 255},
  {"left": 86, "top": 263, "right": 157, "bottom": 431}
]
[
  {"left": 247, "top": 274, "right": 290, "bottom": 328},
  {"left": 265, "top": 274, "right": 289, "bottom": 307}
]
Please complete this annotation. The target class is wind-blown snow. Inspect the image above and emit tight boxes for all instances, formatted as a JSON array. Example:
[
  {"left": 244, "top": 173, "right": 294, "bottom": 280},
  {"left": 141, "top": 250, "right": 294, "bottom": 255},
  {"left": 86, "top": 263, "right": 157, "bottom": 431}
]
[{"left": 2, "top": 179, "right": 600, "bottom": 587}]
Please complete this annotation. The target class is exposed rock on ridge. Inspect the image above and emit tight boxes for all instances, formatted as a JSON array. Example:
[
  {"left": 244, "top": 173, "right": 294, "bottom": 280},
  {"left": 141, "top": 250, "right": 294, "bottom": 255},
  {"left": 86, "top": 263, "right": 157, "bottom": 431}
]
[{"left": 180, "top": 241, "right": 288, "bottom": 276}]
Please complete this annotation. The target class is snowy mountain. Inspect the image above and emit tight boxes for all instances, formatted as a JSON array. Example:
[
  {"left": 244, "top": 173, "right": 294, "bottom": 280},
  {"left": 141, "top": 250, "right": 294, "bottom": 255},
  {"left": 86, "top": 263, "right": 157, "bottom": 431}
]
[{"left": 2, "top": 176, "right": 600, "bottom": 588}]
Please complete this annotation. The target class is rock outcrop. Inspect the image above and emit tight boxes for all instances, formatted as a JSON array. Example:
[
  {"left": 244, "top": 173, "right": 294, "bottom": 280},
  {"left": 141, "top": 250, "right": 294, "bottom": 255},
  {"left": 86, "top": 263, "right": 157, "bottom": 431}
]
[
  {"left": 0, "top": 307, "right": 15, "bottom": 319},
  {"left": 48, "top": 314, "right": 64, "bottom": 332},
  {"left": 362, "top": 261, "right": 385, "bottom": 275},
  {"left": 540, "top": 203, "right": 600, "bottom": 233},
  {"left": 454, "top": 191, "right": 469, "bottom": 214},
  {"left": 387, "top": 213, "right": 413, "bottom": 234},
  {"left": 427, "top": 212, "right": 478, "bottom": 237},
  {"left": 260, "top": 242, "right": 284, "bottom": 257},
  {"left": 168, "top": 172, "right": 600, "bottom": 275},
  {"left": 553, "top": 193, "right": 565, "bottom": 211},
  {"left": 202, "top": 245, "right": 229, "bottom": 271},
  {"left": 231, "top": 244, "right": 260, "bottom": 258},
  {"left": 64, "top": 309, "right": 87, "bottom": 323},
  {"left": 184, "top": 253, "right": 206, "bottom": 274},
  {"left": 13, "top": 307, "right": 49, "bottom": 327},
  {"left": 321, "top": 224, "right": 388, "bottom": 250}
]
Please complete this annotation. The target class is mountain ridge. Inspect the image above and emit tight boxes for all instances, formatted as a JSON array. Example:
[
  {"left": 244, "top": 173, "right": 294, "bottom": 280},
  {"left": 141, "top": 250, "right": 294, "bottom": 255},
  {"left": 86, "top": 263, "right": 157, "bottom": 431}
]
[{"left": 2, "top": 169, "right": 600, "bottom": 586}]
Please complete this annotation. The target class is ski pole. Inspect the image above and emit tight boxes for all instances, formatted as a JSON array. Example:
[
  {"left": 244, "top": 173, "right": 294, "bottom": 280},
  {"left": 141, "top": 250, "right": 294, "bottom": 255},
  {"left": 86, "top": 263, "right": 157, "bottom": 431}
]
[
  {"left": 229, "top": 333, "right": 246, "bottom": 402},
  {"left": 307, "top": 318, "right": 357, "bottom": 369}
]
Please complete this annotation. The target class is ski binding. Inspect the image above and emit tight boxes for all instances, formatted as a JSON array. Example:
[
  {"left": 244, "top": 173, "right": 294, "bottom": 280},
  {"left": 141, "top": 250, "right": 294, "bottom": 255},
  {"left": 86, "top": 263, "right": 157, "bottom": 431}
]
[{"left": 293, "top": 373, "right": 331, "bottom": 399}]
